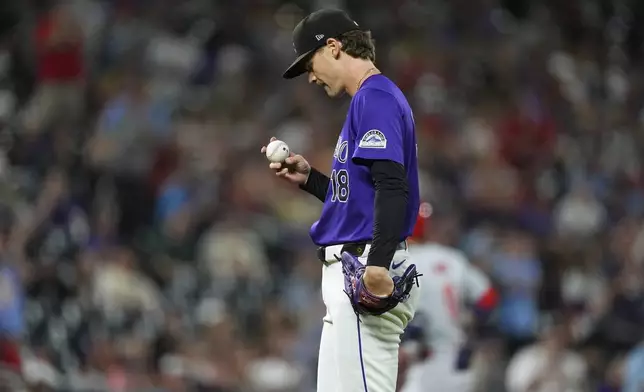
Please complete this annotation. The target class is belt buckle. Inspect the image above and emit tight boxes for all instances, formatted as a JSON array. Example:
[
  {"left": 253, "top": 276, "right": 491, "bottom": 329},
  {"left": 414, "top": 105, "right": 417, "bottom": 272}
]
[
  {"left": 341, "top": 243, "right": 366, "bottom": 258},
  {"left": 355, "top": 244, "right": 365, "bottom": 256}
]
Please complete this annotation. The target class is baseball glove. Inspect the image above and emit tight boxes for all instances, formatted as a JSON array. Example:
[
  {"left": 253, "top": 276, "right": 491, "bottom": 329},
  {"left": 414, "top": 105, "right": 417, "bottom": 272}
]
[{"left": 338, "top": 251, "right": 421, "bottom": 316}]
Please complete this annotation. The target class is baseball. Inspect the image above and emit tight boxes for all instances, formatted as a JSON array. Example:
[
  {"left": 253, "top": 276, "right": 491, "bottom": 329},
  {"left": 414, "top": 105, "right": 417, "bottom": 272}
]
[{"left": 265, "top": 140, "right": 290, "bottom": 163}]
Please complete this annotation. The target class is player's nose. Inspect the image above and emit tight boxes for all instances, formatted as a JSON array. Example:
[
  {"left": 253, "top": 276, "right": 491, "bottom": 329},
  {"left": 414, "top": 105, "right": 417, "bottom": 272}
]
[{"left": 308, "top": 72, "right": 317, "bottom": 84}]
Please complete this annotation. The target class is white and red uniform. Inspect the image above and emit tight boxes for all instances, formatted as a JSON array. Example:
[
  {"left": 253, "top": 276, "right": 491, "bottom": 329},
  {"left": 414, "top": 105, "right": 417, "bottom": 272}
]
[{"left": 399, "top": 242, "right": 497, "bottom": 392}]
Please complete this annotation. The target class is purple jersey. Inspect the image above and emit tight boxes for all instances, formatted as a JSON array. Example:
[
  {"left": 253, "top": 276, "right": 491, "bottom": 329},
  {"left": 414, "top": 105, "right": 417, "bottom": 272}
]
[{"left": 310, "top": 75, "right": 420, "bottom": 246}]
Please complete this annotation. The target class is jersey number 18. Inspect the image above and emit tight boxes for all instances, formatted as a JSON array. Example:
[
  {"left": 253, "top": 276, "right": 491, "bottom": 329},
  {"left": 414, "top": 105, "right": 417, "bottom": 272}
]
[{"left": 330, "top": 169, "right": 350, "bottom": 203}]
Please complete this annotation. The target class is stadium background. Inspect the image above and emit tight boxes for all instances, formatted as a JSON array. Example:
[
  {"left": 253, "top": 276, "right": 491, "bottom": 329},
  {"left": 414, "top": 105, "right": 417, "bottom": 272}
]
[{"left": 0, "top": 0, "right": 643, "bottom": 390}]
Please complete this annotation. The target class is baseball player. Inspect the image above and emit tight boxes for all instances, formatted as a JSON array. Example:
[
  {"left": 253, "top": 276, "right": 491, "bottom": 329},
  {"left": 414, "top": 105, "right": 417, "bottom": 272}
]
[
  {"left": 261, "top": 9, "right": 421, "bottom": 392},
  {"left": 399, "top": 205, "right": 498, "bottom": 392}
]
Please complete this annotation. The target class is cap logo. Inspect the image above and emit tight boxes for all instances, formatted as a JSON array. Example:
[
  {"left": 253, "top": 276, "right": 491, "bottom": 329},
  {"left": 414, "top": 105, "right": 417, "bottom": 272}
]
[{"left": 315, "top": 34, "right": 324, "bottom": 41}]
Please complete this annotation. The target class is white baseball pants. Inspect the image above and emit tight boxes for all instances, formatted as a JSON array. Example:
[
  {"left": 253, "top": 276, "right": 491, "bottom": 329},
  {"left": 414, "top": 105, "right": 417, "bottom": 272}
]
[{"left": 317, "top": 248, "right": 420, "bottom": 392}]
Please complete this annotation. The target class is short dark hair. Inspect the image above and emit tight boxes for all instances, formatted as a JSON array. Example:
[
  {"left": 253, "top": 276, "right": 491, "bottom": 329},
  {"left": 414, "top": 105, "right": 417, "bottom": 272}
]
[{"left": 338, "top": 30, "right": 376, "bottom": 62}]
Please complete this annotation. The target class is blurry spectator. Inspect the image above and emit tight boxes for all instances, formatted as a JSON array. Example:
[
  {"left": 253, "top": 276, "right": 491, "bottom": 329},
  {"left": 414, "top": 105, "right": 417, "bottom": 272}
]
[
  {"left": 599, "top": 259, "right": 644, "bottom": 353},
  {"left": 497, "top": 95, "right": 556, "bottom": 170},
  {"left": 23, "top": 3, "right": 85, "bottom": 134},
  {"left": 623, "top": 342, "right": 644, "bottom": 392},
  {"left": 629, "top": 222, "right": 644, "bottom": 266},
  {"left": 463, "top": 152, "right": 520, "bottom": 218},
  {"left": 0, "top": 260, "right": 24, "bottom": 351},
  {"left": 27, "top": 169, "right": 89, "bottom": 261},
  {"left": 0, "top": 203, "right": 27, "bottom": 392},
  {"left": 86, "top": 195, "right": 118, "bottom": 253},
  {"left": 197, "top": 217, "right": 270, "bottom": 287},
  {"left": 559, "top": 250, "right": 611, "bottom": 342},
  {"left": 100, "top": 4, "right": 149, "bottom": 69},
  {"left": 92, "top": 247, "right": 161, "bottom": 314},
  {"left": 246, "top": 356, "right": 303, "bottom": 392},
  {"left": 87, "top": 73, "right": 173, "bottom": 239},
  {"left": 598, "top": 354, "right": 626, "bottom": 392},
  {"left": 145, "top": 19, "right": 202, "bottom": 101},
  {"left": 0, "top": 206, "right": 23, "bottom": 377},
  {"left": 461, "top": 118, "right": 498, "bottom": 160},
  {"left": 0, "top": 46, "right": 17, "bottom": 126},
  {"left": 245, "top": 306, "right": 304, "bottom": 392},
  {"left": 490, "top": 231, "right": 542, "bottom": 355},
  {"left": 134, "top": 181, "right": 201, "bottom": 288},
  {"left": 598, "top": 126, "right": 640, "bottom": 182},
  {"left": 553, "top": 182, "right": 607, "bottom": 239},
  {"left": 505, "top": 318, "right": 588, "bottom": 392},
  {"left": 22, "top": 353, "right": 59, "bottom": 390},
  {"left": 279, "top": 253, "right": 322, "bottom": 317},
  {"left": 155, "top": 173, "right": 191, "bottom": 226}
]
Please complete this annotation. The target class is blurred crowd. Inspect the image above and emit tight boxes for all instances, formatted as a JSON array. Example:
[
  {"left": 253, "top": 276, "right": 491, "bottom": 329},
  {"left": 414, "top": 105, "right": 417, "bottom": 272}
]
[{"left": 0, "top": 0, "right": 643, "bottom": 390}]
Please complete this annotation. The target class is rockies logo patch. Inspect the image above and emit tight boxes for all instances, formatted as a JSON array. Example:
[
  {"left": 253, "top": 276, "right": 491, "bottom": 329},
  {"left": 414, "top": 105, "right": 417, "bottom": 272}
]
[{"left": 358, "top": 129, "right": 387, "bottom": 149}]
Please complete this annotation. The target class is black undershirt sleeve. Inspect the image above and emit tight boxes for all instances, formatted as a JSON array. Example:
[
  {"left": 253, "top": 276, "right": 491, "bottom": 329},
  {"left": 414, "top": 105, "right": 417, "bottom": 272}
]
[
  {"left": 362, "top": 159, "right": 409, "bottom": 269},
  {"left": 299, "top": 167, "right": 330, "bottom": 203}
]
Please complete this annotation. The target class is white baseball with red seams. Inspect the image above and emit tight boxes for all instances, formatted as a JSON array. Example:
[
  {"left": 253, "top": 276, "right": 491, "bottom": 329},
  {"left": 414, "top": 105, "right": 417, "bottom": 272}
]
[{"left": 265, "top": 140, "right": 290, "bottom": 163}]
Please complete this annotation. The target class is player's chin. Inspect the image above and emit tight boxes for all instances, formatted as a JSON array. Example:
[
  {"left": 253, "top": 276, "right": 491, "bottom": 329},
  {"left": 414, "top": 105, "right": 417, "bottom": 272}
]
[{"left": 325, "top": 86, "right": 344, "bottom": 98}]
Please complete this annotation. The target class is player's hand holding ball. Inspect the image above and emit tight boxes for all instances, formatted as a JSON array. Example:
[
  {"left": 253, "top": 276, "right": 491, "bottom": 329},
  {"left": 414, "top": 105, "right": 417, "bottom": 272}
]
[{"left": 261, "top": 137, "right": 311, "bottom": 185}]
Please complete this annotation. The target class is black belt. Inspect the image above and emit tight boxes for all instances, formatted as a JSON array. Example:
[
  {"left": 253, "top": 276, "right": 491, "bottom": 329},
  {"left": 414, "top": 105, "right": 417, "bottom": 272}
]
[{"left": 316, "top": 241, "right": 407, "bottom": 263}]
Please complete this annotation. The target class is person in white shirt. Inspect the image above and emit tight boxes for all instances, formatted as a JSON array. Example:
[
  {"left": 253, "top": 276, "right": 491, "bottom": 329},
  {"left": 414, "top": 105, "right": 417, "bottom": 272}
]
[
  {"left": 505, "top": 317, "right": 588, "bottom": 392},
  {"left": 399, "top": 203, "right": 498, "bottom": 392}
]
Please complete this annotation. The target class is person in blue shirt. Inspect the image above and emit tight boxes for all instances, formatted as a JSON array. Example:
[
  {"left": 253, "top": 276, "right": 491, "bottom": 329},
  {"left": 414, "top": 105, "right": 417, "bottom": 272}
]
[
  {"left": 0, "top": 205, "right": 23, "bottom": 375},
  {"left": 623, "top": 342, "right": 644, "bottom": 392},
  {"left": 261, "top": 9, "right": 421, "bottom": 392}
]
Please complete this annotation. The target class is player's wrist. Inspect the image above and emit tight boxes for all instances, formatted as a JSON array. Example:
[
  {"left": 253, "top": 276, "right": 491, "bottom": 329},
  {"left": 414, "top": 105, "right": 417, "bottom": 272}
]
[
  {"left": 300, "top": 166, "right": 314, "bottom": 186},
  {"left": 363, "top": 267, "right": 394, "bottom": 297},
  {"left": 299, "top": 166, "right": 329, "bottom": 202},
  {"left": 302, "top": 167, "right": 311, "bottom": 185}
]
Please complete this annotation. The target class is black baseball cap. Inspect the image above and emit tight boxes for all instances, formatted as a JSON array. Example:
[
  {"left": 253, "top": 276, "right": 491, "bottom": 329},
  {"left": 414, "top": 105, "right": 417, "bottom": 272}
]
[{"left": 282, "top": 9, "right": 361, "bottom": 79}]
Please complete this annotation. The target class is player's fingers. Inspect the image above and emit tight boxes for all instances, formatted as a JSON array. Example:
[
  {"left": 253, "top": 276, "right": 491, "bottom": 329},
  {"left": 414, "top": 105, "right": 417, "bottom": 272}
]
[
  {"left": 275, "top": 168, "right": 289, "bottom": 176},
  {"left": 284, "top": 155, "right": 300, "bottom": 165},
  {"left": 284, "top": 173, "right": 300, "bottom": 182},
  {"left": 269, "top": 162, "right": 282, "bottom": 170},
  {"left": 261, "top": 137, "right": 278, "bottom": 153}
]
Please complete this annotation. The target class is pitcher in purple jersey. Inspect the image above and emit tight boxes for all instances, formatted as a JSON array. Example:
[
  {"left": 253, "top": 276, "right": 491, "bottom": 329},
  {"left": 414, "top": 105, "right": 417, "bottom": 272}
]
[{"left": 260, "top": 9, "right": 421, "bottom": 392}]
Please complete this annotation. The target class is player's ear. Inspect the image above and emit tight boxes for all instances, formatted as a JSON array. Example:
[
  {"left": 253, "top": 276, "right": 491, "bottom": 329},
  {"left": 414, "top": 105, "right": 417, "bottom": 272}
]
[{"left": 326, "top": 38, "right": 342, "bottom": 59}]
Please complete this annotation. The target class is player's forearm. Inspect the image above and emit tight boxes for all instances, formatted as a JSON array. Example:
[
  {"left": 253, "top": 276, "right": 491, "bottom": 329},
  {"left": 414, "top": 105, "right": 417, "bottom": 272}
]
[
  {"left": 300, "top": 167, "right": 330, "bottom": 202},
  {"left": 366, "top": 160, "right": 408, "bottom": 268}
]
